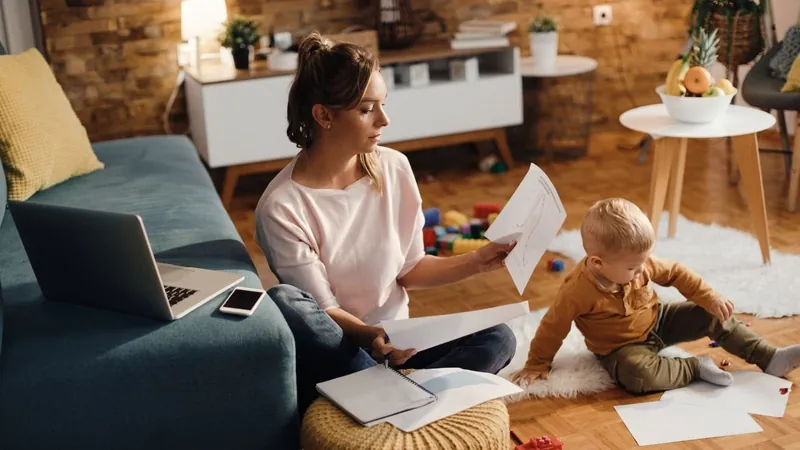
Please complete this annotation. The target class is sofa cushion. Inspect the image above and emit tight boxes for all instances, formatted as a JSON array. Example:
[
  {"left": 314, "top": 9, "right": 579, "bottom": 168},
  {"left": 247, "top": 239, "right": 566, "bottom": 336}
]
[{"left": 0, "top": 48, "right": 103, "bottom": 201}]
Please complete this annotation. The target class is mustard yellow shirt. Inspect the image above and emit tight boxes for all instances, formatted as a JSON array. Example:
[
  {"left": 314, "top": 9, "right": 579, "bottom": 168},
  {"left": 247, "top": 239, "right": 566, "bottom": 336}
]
[{"left": 524, "top": 256, "right": 720, "bottom": 372}]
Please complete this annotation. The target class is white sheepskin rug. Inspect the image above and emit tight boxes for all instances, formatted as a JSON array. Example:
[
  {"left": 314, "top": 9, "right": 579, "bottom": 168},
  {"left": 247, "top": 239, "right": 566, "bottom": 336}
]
[
  {"left": 547, "top": 214, "right": 800, "bottom": 319},
  {"left": 498, "top": 307, "right": 692, "bottom": 402}
]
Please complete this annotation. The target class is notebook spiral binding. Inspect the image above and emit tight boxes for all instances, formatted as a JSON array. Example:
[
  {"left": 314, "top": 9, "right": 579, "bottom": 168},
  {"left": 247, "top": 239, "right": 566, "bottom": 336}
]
[{"left": 385, "top": 365, "right": 439, "bottom": 400}]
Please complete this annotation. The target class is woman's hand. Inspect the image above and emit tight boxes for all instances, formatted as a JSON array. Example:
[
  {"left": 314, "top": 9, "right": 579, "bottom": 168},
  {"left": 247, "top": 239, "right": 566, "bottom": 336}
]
[
  {"left": 363, "top": 326, "right": 416, "bottom": 366},
  {"left": 472, "top": 240, "right": 517, "bottom": 273}
]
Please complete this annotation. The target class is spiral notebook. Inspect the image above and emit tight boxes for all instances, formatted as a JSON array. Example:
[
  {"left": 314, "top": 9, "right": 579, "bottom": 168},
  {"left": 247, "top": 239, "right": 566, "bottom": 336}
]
[{"left": 315, "top": 365, "right": 438, "bottom": 426}]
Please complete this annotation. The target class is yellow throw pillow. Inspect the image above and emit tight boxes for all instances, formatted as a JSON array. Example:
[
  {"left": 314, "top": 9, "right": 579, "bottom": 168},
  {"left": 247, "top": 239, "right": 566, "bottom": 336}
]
[
  {"left": 781, "top": 54, "right": 800, "bottom": 93},
  {"left": 0, "top": 48, "right": 103, "bottom": 201}
]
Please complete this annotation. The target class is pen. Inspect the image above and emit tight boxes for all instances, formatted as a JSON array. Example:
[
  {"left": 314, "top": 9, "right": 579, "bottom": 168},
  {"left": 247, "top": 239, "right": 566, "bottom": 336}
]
[{"left": 383, "top": 332, "right": 390, "bottom": 368}]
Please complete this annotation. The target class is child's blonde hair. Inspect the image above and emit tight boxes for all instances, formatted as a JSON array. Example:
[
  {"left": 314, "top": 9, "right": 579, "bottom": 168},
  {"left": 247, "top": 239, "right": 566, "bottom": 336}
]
[{"left": 580, "top": 198, "right": 655, "bottom": 256}]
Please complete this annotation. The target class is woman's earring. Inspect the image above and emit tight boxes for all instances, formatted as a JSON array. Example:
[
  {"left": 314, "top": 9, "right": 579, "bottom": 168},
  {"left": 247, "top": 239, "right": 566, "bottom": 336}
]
[{"left": 326, "top": 123, "right": 331, "bottom": 129}]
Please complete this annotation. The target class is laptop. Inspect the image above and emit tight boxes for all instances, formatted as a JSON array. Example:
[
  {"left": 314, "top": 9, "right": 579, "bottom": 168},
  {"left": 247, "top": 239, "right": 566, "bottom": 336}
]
[{"left": 8, "top": 201, "right": 244, "bottom": 321}]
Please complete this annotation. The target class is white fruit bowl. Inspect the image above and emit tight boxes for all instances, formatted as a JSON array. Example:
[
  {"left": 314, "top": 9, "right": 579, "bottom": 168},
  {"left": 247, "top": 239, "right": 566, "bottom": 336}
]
[{"left": 656, "top": 84, "right": 737, "bottom": 124}]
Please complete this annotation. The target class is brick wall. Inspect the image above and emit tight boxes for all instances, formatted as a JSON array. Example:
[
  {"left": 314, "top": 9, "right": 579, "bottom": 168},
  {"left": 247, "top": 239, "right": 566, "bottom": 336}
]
[{"left": 36, "top": 0, "right": 693, "bottom": 142}]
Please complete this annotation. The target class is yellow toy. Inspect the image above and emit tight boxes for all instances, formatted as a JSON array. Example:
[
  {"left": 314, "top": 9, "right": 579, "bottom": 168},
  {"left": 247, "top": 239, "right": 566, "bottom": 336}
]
[
  {"left": 488, "top": 212, "right": 498, "bottom": 226},
  {"left": 452, "top": 238, "right": 489, "bottom": 255},
  {"left": 443, "top": 210, "right": 469, "bottom": 228}
]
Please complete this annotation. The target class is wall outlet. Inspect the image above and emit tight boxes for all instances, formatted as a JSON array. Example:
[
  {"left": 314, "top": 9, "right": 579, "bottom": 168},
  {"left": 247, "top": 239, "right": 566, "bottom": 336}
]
[{"left": 593, "top": 4, "right": 612, "bottom": 26}]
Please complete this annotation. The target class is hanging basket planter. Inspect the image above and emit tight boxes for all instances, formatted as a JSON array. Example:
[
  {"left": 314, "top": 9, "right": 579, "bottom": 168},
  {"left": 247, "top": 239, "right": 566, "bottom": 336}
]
[
  {"left": 689, "top": 1, "right": 766, "bottom": 70},
  {"left": 710, "top": 11, "right": 764, "bottom": 68}
]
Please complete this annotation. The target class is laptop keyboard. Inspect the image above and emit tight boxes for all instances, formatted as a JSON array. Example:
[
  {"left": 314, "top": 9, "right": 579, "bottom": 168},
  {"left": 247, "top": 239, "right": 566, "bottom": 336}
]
[{"left": 164, "top": 285, "right": 198, "bottom": 306}]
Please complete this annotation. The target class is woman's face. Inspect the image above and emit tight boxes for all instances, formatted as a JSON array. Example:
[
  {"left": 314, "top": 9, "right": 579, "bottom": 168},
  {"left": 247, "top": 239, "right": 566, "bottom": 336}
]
[{"left": 328, "top": 69, "right": 390, "bottom": 154}]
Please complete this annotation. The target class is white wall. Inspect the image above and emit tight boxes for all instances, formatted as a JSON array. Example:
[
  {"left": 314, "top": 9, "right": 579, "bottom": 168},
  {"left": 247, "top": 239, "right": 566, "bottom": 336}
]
[
  {"left": 0, "top": 0, "right": 37, "bottom": 54},
  {"left": 710, "top": 0, "right": 800, "bottom": 135}
]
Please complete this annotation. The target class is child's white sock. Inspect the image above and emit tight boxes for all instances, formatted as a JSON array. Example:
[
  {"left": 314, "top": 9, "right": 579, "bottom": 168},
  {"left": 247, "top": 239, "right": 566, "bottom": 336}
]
[
  {"left": 698, "top": 356, "right": 733, "bottom": 386},
  {"left": 765, "top": 344, "right": 800, "bottom": 378}
]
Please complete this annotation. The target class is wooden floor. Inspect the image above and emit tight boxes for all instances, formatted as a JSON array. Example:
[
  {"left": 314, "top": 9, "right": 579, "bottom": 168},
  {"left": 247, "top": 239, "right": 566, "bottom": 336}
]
[{"left": 227, "top": 129, "right": 800, "bottom": 449}]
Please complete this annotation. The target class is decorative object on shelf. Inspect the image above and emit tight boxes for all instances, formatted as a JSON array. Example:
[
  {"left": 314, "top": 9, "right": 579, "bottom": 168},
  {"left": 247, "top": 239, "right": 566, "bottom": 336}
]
[
  {"left": 375, "top": 0, "right": 446, "bottom": 50},
  {"left": 527, "top": 12, "right": 558, "bottom": 71},
  {"left": 395, "top": 62, "right": 430, "bottom": 87},
  {"left": 218, "top": 16, "right": 262, "bottom": 70},
  {"left": 658, "top": 28, "right": 738, "bottom": 124},
  {"left": 689, "top": 0, "right": 765, "bottom": 72},
  {"left": 449, "top": 57, "right": 479, "bottom": 82}
]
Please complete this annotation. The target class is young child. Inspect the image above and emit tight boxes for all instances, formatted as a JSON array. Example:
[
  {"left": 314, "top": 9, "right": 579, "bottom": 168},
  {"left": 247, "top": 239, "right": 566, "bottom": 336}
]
[{"left": 512, "top": 198, "right": 800, "bottom": 394}]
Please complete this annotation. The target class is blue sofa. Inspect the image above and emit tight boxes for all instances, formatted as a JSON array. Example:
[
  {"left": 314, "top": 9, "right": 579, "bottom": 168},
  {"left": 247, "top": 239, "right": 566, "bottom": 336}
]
[{"left": 0, "top": 43, "right": 300, "bottom": 450}]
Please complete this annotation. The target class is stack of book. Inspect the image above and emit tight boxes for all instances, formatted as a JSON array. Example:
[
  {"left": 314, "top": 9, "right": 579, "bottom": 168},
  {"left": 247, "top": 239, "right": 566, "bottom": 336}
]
[{"left": 450, "top": 19, "right": 517, "bottom": 50}]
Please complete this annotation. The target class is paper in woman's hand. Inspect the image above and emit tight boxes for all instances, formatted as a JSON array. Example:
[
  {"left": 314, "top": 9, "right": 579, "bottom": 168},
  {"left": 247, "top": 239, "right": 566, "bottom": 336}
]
[{"left": 484, "top": 163, "right": 566, "bottom": 295}]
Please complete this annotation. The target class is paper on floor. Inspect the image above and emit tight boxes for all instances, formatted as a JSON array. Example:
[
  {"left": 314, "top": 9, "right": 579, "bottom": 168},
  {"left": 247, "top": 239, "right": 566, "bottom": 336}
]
[
  {"left": 659, "top": 370, "right": 793, "bottom": 418},
  {"left": 484, "top": 163, "right": 566, "bottom": 296},
  {"left": 380, "top": 301, "right": 529, "bottom": 353},
  {"left": 615, "top": 399, "right": 763, "bottom": 446},
  {"left": 382, "top": 368, "right": 523, "bottom": 432}
]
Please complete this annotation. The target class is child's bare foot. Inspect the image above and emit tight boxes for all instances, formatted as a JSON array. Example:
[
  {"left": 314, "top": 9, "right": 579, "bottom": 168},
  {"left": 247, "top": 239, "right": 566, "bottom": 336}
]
[
  {"left": 698, "top": 356, "right": 733, "bottom": 386},
  {"left": 765, "top": 344, "right": 800, "bottom": 378}
]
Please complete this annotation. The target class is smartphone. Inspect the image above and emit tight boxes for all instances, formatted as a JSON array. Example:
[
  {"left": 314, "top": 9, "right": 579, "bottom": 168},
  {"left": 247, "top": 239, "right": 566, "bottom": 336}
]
[{"left": 219, "top": 287, "right": 265, "bottom": 317}]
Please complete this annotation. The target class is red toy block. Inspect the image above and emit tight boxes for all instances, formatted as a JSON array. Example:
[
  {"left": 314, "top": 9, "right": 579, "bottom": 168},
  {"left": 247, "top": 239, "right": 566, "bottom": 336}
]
[
  {"left": 515, "top": 435, "right": 562, "bottom": 450},
  {"left": 423, "top": 228, "right": 436, "bottom": 248},
  {"left": 473, "top": 202, "right": 501, "bottom": 219}
]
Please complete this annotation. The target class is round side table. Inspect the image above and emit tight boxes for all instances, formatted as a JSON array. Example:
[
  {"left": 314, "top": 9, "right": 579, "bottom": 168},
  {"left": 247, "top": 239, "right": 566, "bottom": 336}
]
[
  {"left": 507, "top": 55, "right": 597, "bottom": 162},
  {"left": 620, "top": 104, "right": 776, "bottom": 264}
]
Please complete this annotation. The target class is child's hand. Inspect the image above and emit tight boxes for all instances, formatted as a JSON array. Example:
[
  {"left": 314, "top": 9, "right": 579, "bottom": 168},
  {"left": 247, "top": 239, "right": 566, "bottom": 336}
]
[
  {"left": 708, "top": 296, "right": 735, "bottom": 323},
  {"left": 511, "top": 367, "right": 549, "bottom": 385}
]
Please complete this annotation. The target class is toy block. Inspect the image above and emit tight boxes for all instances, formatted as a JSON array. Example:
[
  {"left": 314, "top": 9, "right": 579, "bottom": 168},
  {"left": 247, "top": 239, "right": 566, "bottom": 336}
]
[
  {"left": 547, "top": 259, "right": 565, "bottom": 272},
  {"left": 425, "top": 246, "right": 438, "bottom": 256},
  {"left": 423, "top": 208, "right": 440, "bottom": 228},
  {"left": 515, "top": 435, "right": 562, "bottom": 450},
  {"left": 433, "top": 225, "right": 446, "bottom": 237},
  {"left": 488, "top": 212, "right": 499, "bottom": 226},
  {"left": 452, "top": 238, "right": 489, "bottom": 255},
  {"left": 469, "top": 218, "right": 483, "bottom": 238},
  {"left": 473, "top": 202, "right": 501, "bottom": 219},
  {"left": 423, "top": 228, "right": 436, "bottom": 248},
  {"left": 443, "top": 210, "right": 469, "bottom": 228}
]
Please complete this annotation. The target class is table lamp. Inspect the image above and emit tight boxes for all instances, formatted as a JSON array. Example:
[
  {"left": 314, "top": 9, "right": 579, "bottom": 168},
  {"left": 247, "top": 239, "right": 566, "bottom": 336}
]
[{"left": 181, "top": 0, "right": 228, "bottom": 70}]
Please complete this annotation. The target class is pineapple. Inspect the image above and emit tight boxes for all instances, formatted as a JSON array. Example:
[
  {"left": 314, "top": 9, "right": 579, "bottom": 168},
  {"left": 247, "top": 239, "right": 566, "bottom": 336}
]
[{"left": 689, "top": 28, "right": 719, "bottom": 72}]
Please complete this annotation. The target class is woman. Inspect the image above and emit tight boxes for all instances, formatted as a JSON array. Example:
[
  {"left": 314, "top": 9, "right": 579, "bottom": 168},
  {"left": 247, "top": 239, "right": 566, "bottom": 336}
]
[{"left": 254, "top": 31, "right": 518, "bottom": 413}]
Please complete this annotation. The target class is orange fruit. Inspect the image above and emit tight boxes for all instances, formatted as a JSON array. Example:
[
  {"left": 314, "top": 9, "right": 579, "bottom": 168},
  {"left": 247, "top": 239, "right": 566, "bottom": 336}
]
[{"left": 683, "top": 66, "right": 713, "bottom": 95}]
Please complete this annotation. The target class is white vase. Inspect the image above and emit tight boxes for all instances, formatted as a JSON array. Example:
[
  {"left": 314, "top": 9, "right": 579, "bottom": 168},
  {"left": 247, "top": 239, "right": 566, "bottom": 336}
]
[{"left": 529, "top": 31, "right": 558, "bottom": 70}]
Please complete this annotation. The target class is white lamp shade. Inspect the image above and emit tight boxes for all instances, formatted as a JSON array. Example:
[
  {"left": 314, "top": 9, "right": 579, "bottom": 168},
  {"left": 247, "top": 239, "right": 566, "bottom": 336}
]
[{"left": 181, "top": 0, "right": 228, "bottom": 41}]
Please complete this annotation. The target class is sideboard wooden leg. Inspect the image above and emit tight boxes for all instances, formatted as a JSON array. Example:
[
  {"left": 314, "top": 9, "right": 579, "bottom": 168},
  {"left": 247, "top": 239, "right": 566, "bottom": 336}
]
[
  {"left": 492, "top": 128, "right": 515, "bottom": 169},
  {"left": 220, "top": 166, "right": 240, "bottom": 212}
]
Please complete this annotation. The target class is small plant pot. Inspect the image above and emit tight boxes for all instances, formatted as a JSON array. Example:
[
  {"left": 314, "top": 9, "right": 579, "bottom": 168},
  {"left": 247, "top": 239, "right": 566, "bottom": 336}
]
[
  {"left": 529, "top": 31, "right": 558, "bottom": 71},
  {"left": 232, "top": 47, "right": 250, "bottom": 70}
]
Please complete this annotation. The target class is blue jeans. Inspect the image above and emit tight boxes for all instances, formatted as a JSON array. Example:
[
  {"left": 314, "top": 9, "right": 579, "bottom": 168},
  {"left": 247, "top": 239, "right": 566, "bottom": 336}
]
[{"left": 268, "top": 284, "right": 517, "bottom": 415}]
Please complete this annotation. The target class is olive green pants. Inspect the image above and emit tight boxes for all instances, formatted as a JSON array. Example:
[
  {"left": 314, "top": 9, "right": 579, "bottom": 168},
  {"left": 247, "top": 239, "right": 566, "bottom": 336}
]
[{"left": 598, "top": 301, "right": 776, "bottom": 395}]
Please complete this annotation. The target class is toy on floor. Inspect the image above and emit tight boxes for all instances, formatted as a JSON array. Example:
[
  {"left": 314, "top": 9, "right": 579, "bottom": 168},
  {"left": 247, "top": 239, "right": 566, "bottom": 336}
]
[
  {"left": 420, "top": 202, "right": 504, "bottom": 256},
  {"left": 515, "top": 435, "right": 563, "bottom": 450},
  {"left": 547, "top": 259, "right": 565, "bottom": 272},
  {"left": 478, "top": 155, "right": 508, "bottom": 174}
]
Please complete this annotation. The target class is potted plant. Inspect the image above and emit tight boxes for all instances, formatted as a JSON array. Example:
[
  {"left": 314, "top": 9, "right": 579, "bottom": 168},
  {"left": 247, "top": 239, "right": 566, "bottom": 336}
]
[
  {"left": 527, "top": 14, "right": 558, "bottom": 71},
  {"left": 689, "top": 0, "right": 765, "bottom": 69},
  {"left": 218, "top": 17, "right": 261, "bottom": 70}
]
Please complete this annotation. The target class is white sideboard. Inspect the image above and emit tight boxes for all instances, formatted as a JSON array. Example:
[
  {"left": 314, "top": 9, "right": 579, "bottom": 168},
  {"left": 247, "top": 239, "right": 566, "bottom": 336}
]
[{"left": 184, "top": 42, "right": 523, "bottom": 209}]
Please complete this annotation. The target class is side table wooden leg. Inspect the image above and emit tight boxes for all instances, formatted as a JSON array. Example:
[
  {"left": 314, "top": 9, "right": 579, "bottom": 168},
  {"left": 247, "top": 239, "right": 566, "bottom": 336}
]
[
  {"left": 492, "top": 128, "right": 515, "bottom": 169},
  {"left": 648, "top": 138, "right": 675, "bottom": 237},
  {"left": 667, "top": 138, "right": 688, "bottom": 238},
  {"left": 788, "top": 117, "right": 800, "bottom": 212},
  {"left": 732, "top": 133, "right": 771, "bottom": 265},
  {"left": 220, "top": 166, "right": 240, "bottom": 212}
]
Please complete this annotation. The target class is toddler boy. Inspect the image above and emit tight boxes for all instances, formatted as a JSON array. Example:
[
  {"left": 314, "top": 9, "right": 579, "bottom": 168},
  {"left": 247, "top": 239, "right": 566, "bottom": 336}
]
[{"left": 512, "top": 198, "right": 800, "bottom": 394}]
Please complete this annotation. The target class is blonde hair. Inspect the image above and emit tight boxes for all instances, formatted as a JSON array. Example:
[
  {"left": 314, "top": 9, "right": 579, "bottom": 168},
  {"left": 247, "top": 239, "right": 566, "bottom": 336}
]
[
  {"left": 580, "top": 198, "right": 655, "bottom": 256},
  {"left": 286, "top": 31, "right": 382, "bottom": 192}
]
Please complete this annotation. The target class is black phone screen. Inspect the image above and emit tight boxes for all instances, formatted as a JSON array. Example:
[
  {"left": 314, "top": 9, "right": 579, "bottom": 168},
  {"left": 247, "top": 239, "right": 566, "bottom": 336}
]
[{"left": 223, "top": 289, "right": 263, "bottom": 310}]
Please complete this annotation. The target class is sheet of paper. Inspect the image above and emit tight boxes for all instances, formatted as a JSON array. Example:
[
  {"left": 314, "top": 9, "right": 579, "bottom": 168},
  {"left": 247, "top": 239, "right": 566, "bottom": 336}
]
[
  {"left": 615, "top": 400, "right": 763, "bottom": 446},
  {"left": 378, "top": 368, "right": 523, "bottom": 432},
  {"left": 379, "top": 301, "right": 529, "bottom": 353},
  {"left": 659, "top": 370, "right": 793, "bottom": 418},
  {"left": 484, "top": 163, "right": 566, "bottom": 295}
]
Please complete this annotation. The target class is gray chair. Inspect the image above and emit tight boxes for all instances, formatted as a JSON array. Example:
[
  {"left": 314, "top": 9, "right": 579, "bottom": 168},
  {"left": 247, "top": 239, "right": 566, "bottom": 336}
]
[{"left": 741, "top": 12, "right": 800, "bottom": 211}]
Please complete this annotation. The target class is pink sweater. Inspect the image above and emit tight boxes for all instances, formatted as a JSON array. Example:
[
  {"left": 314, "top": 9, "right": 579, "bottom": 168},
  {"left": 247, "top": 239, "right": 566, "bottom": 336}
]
[{"left": 254, "top": 148, "right": 425, "bottom": 325}]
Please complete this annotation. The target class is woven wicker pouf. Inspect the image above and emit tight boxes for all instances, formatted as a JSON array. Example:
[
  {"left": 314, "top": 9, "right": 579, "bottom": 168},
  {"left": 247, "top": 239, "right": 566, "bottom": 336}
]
[{"left": 300, "top": 395, "right": 510, "bottom": 450}]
